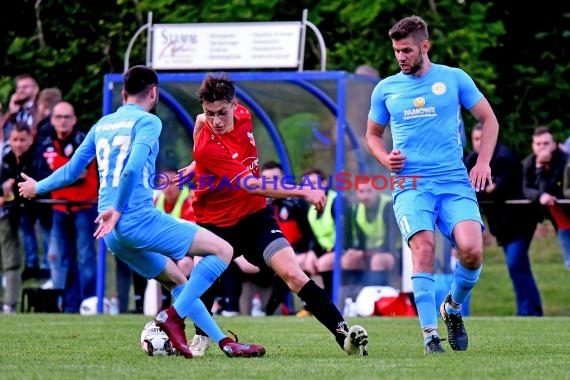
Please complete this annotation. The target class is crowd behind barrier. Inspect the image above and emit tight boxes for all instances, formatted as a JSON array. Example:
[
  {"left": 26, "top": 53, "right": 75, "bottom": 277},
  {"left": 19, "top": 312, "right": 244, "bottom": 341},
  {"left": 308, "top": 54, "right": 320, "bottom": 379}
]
[{"left": 1, "top": 72, "right": 570, "bottom": 317}]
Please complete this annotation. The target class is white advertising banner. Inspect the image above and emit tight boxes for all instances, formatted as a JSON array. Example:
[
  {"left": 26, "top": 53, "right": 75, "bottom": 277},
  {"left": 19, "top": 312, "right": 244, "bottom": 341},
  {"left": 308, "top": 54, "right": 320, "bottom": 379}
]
[{"left": 151, "top": 22, "right": 302, "bottom": 70}]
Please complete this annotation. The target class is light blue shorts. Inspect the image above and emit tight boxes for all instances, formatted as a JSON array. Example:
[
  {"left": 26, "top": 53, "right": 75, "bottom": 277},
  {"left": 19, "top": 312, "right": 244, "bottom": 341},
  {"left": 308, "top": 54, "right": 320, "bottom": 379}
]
[
  {"left": 104, "top": 207, "right": 199, "bottom": 279},
  {"left": 392, "top": 177, "right": 484, "bottom": 245}
]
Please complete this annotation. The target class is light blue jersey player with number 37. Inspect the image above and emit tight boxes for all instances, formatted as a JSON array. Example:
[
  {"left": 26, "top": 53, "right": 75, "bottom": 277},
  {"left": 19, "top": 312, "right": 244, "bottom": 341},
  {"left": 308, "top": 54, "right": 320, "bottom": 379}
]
[
  {"left": 366, "top": 16, "right": 499, "bottom": 354},
  {"left": 18, "top": 65, "right": 265, "bottom": 359}
]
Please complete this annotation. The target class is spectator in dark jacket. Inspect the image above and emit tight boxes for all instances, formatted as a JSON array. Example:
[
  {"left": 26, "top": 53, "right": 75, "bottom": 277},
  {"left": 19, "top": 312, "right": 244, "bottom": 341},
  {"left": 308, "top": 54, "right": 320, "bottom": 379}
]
[
  {"left": 0, "top": 122, "right": 35, "bottom": 313},
  {"left": 522, "top": 126, "right": 570, "bottom": 272},
  {"left": 465, "top": 123, "right": 543, "bottom": 316}
]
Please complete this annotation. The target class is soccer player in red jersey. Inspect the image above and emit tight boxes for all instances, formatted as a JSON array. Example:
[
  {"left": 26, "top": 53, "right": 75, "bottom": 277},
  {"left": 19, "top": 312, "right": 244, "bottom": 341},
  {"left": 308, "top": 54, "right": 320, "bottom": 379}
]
[{"left": 177, "top": 72, "right": 369, "bottom": 357}]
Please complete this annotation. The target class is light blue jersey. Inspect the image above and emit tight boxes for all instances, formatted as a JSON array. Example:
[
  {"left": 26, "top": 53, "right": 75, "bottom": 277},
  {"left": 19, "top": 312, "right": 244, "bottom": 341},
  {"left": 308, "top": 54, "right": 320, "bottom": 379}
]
[
  {"left": 368, "top": 64, "right": 484, "bottom": 244},
  {"left": 369, "top": 64, "right": 483, "bottom": 179},
  {"left": 91, "top": 104, "right": 158, "bottom": 214}
]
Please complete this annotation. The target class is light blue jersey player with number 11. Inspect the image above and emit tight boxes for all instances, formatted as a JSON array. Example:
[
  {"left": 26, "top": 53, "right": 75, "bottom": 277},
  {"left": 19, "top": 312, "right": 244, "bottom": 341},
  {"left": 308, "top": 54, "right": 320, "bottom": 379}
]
[
  {"left": 366, "top": 16, "right": 499, "bottom": 354},
  {"left": 18, "top": 65, "right": 265, "bottom": 359}
]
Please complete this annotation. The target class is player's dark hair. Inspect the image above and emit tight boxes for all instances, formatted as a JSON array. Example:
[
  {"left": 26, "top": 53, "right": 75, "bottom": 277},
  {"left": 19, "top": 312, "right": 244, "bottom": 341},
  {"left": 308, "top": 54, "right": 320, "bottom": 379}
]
[
  {"left": 123, "top": 65, "right": 158, "bottom": 97},
  {"left": 303, "top": 167, "right": 326, "bottom": 178},
  {"left": 198, "top": 72, "right": 236, "bottom": 104},
  {"left": 389, "top": 15, "right": 429, "bottom": 43},
  {"left": 262, "top": 161, "right": 283, "bottom": 172}
]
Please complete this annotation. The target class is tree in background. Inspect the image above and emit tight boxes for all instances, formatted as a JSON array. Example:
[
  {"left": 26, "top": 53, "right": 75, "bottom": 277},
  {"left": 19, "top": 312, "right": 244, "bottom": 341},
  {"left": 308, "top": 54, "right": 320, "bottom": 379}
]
[{"left": 0, "top": 0, "right": 568, "bottom": 157}]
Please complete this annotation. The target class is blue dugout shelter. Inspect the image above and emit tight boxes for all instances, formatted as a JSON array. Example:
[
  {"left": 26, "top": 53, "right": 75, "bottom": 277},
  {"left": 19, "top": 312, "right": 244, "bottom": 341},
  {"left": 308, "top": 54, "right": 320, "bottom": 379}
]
[{"left": 96, "top": 71, "right": 391, "bottom": 313}]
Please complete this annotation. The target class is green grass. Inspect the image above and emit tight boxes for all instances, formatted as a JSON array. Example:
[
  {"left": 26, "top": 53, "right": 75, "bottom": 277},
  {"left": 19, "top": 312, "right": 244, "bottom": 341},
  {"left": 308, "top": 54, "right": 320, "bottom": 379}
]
[
  {"left": 7, "top": 224, "right": 570, "bottom": 379},
  {"left": 0, "top": 314, "right": 568, "bottom": 380}
]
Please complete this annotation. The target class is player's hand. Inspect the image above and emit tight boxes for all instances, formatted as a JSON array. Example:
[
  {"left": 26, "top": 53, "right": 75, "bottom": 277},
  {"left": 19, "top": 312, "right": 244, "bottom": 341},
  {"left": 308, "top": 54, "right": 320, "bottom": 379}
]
[
  {"left": 173, "top": 161, "right": 196, "bottom": 186},
  {"left": 17, "top": 173, "right": 37, "bottom": 199},
  {"left": 94, "top": 208, "right": 121, "bottom": 239},
  {"left": 385, "top": 149, "right": 406, "bottom": 172},
  {"left": 469, "top": 162, "right": 492, "bottom": 192},
  {"left": 304, "top": 189, "right": 327, "bottom": 212},
  {"left": 7, "top": 93, "right": 24, "bottom": 114},
  {"left": 234, "top": 255, "right": 260, "bottom": 274}
]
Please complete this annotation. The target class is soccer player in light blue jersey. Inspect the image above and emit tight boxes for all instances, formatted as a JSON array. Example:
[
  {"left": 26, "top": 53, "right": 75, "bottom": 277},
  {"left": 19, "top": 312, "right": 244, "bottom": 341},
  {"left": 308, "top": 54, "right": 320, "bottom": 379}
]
[
  {"left": 18, "top": 65, "right": 265, "bottom": 359},
  {"left": 366, "top": 16, "right": 499, "bottom": 353}
]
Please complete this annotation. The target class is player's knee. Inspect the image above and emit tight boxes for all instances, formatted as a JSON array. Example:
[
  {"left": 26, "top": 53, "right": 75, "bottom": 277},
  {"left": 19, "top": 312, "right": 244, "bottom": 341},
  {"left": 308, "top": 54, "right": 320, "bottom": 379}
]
[
  {"left": 457, "top": 244, "right": 483, "bottom": 268},
  {"left": 212, "top": 240, "right": 233, "bottom": 264},
  {"left": 279, "top": 266, "right": 309, "bottom": 293}
]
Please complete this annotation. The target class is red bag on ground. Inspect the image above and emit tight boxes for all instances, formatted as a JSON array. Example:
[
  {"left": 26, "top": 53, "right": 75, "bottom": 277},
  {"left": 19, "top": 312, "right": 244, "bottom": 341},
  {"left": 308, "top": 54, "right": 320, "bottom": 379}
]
[{"left": 375, "top": 292, "right": 417, "bottom": 317}]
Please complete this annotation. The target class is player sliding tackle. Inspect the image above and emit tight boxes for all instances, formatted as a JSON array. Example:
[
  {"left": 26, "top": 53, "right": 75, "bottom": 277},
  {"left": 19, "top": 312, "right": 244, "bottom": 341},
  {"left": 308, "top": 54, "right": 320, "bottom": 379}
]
[{"left": 18, "top": 65, "right": 265, "bottom": 359}]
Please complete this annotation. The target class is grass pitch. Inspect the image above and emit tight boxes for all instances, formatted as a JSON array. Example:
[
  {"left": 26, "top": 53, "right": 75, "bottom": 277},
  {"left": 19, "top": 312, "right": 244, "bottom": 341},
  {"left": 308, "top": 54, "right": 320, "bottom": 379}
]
[{"left": 1, "top": 314, "right": 567, "bottom": 380}]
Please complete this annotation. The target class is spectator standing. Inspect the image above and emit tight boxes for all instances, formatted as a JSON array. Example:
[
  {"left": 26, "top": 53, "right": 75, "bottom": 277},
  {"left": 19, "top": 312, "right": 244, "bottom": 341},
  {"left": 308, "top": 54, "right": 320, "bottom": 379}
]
[
  {"left": 36, "top": 101, "right": 99, "bottom": 312},
  {"left": 0, "top": 75, "right": 49, "bottom": 281},
  {"left": 465, "top": 123, "right": 543, "bottom": 316},
  {"left": 33, "top": 87, "right": 62, "bottom": 140},
  {"left": 0, "top": 74, "right": 40, "bottom": 147},
  {"left": 522, "top": 126, "right": 570, "bottom": 271},
  {"left": 0, "top": 122, "right": 35, "bottom": 313}
]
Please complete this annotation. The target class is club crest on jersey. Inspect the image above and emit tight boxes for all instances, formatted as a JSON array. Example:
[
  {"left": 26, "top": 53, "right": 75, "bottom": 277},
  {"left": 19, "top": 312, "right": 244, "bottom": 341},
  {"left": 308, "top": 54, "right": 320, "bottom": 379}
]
[
  {"left": 247, "top": 131, "right": 256, "bottom": 147},
  {"left": 413, "top": 97, "right": 425, "bottom": 108},
  {"left": 431, "top": 82, "right": 446, "bottom": 95}
]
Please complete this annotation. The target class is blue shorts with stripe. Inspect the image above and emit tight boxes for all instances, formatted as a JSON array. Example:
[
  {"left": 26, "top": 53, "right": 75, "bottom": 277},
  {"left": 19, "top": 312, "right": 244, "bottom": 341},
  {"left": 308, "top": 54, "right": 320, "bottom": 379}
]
[
  {"left": 392, "top": 177, "right": 484, "bottom": 245},
  {"left": 104, "top": 207, "right": 199, "bottom": 279}
]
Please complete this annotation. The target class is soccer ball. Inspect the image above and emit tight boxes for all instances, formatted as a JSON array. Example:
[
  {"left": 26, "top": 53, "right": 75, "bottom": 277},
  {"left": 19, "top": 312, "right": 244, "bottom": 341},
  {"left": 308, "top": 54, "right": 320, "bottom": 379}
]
[
  {"left": 140, "top": 320, "right": 176, "bottom": 356},
  {"left": 79, "top": 296, "right": 110, "bottom": 315}
]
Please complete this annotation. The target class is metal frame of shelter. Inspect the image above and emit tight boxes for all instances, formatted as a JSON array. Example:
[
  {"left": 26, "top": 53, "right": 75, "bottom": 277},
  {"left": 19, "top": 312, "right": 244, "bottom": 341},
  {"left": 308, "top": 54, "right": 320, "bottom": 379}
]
[{"left": 95, "top": 11, "right": 378, "bottom": 314}]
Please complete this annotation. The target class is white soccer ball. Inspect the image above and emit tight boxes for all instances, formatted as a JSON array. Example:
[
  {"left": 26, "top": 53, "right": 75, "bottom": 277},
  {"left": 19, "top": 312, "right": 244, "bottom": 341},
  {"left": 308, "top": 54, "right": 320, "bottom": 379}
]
[
  {"left": 79, "top": 296, "right": 110, "bottom": 315},
  {"left": 140, "top": 320, "right": 176, "bottom": 356}
]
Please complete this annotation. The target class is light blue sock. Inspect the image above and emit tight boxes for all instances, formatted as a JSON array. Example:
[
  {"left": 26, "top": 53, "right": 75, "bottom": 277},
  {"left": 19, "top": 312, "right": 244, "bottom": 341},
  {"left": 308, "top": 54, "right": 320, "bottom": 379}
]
[
  {"left": 412, "top": 273, "right": 437, "bottom": 331},
  {"left": 170, "top": 284, "right": 184, "bottom": 301},
  {"left": 447, "top": 262, "right": 481, "bottom": 314},
  {"left": 185, "top": 298, "right": 226, "bottom": 343},
  {"left": 173, "top": 255, "right": 227, "bottom": 318}
]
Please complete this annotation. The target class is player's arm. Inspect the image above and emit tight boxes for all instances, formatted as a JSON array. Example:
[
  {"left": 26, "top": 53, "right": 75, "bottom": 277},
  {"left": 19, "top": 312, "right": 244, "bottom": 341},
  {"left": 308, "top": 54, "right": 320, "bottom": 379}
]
[
  {"left": 238, "top": 175, "right": 327, "bottom": 212},
  {"left": 467, "top": 98, "right": 499, "bottom": 191},
  {"left": 366, "top": 120, "right": 405, "bottom": 173},
  {"left": 366, "top": 84, "right": 405, "bottom": 172},
  {"left": 18, "top": 129, "right": 96, "bottom": 198}
]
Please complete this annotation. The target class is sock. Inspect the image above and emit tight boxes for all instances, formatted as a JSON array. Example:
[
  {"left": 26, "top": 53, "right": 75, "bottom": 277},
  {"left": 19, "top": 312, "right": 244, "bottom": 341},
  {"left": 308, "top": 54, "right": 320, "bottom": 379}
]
[
  {"left": 173, "top": 255, "right": 227, "bottom": 318},
  {"left": 412, "top": 273, "right": 437, "bottom": 330},
  {"left": 423, "top": 327, "right": 439, "bottom": 341},
  {"left": 170, "top": 284, "right": 184, "bottom": 301},
  {"left": 319, "top": 271, "right": 333, "bottom": 298},
  {"left": 447, "top": 262, "right": 481, "bottom": 315},
  {"left": 186, "top": 299, "right": 226, "bottom": 343},
  {"left": 298, "top": 280, "right": 348, "bottom": 349},
  {"left": 194, "top": 281, "right": 221, "bottom": 337}
]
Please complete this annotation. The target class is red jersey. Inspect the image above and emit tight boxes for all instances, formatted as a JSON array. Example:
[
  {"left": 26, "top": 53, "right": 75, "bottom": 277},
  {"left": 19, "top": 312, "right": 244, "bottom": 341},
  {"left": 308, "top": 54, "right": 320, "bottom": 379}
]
[
  {"left": 193, "top": 103, "right": 266, "bottom": 226},
  {"left": 50, "top": 137, "right": 98, "bottom": 213}
]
